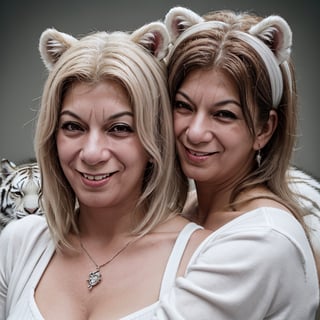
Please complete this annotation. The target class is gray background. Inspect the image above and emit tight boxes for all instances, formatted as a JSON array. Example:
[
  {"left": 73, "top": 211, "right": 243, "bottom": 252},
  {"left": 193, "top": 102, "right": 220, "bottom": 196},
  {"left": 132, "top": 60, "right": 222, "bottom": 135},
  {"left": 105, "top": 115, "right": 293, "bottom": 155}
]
[{"left": 1, "top": 0, "right": 319, "bottom": 179}]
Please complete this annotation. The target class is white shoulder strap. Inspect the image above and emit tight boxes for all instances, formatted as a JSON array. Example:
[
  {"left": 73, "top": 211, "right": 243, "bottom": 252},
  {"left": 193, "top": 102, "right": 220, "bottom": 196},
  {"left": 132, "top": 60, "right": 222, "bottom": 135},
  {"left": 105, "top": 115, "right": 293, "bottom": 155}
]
[{"left": 159, "top": 222, "right": 202, "bottom": 297}]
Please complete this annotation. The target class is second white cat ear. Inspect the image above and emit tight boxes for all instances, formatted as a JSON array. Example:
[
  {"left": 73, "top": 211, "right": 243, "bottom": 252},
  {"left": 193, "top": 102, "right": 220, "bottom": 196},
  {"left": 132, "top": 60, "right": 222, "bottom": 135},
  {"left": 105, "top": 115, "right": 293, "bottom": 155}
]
[
  {"left": 131, "top": 21, "right": 170, "bottom": 60},
  {"left": 164, "top": 6, "right": 204, "bottom": 42},
  {"left": 249, "top": 15, "right": 292, "bottom": 64}
]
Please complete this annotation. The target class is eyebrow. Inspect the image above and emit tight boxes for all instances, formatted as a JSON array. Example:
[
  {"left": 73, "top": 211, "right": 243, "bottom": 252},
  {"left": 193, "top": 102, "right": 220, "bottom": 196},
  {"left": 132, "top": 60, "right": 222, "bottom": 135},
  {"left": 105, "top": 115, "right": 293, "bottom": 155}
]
[
  {"left": 59, "top": 110, "right": 134, "bottom": 120},
  {"left": 176, "top": 90, "right": 241, "bottom": 108}
]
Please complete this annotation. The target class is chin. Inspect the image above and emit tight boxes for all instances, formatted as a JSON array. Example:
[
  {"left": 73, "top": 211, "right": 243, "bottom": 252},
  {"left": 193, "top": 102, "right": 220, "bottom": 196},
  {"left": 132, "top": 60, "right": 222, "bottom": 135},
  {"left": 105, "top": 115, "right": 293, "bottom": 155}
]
[{"left": 78, "top": 197, "right": 111, "bottom": 209}]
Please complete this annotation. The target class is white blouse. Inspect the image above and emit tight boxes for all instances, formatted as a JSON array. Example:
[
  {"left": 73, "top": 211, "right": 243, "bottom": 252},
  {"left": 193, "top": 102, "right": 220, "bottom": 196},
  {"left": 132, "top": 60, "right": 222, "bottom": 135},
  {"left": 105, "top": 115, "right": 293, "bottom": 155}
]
[
  {"left": 154, "top": 207, "right": 319, "bottom": 319},
  {"left": 0, "top": 215, "right": 201, "bottom": 319},
  {"left": 1, "top": 207, "right": 319, "bottom": 319}
]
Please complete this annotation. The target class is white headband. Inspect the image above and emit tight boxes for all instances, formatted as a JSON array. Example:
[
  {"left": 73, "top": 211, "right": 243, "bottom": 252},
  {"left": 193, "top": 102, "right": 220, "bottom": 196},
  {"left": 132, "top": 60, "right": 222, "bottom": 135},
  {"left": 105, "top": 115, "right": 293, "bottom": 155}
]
[
  {"left": 166, "top": 12, "right": 293, "bottom": 108},
  {"left": 234, "top": 31, "right": 283, "bottom": 107}
]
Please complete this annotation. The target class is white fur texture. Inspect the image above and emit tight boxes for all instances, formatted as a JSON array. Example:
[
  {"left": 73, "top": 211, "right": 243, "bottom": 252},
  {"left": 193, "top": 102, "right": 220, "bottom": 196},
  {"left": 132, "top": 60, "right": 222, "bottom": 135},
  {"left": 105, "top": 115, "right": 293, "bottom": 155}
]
[
  {"left": 39, "top": 22, "right": 169, "bottom": 71},
  {"left": 249, "top": 15, "right": 292, "bottom": 64},
  {"left": 0, "top": 159, "right": 43, "bottom": 232},
  {"left": 131, "top": 22, "right": 169, "bottom": 60},
  {"left": 39, "top": 28, "right": 78, "bottom": 71},
  {"left": 165, "top": 6, "right": 204, "bottom": 42},
  {"left": 288, "top": 167, "right": 320, "bottom": 254}
]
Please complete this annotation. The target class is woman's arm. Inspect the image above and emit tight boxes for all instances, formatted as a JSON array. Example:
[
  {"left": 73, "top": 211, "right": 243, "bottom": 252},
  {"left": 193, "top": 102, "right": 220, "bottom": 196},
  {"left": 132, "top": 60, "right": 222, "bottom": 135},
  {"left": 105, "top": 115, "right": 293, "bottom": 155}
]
[{"left": 155, "top": 211, "right": 319, "bottom": 319}]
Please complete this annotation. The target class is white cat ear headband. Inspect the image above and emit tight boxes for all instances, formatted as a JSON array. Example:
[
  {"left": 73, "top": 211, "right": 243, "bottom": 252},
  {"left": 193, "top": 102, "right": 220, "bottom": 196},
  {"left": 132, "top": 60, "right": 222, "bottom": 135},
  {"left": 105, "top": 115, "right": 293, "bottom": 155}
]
[
  {"left": 165, "top": 7, "right": 293, "bottom": 108},
  {"left": 39, "top": 22, "right": 169, "bottom": 71}
]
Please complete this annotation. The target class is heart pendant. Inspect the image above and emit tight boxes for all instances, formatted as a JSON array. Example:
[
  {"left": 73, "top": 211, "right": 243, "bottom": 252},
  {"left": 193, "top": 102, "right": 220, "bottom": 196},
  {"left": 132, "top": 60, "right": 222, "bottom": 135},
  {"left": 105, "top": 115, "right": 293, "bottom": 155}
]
[{"left": 87, "top": 269, "right": 102, "bottom": 290}]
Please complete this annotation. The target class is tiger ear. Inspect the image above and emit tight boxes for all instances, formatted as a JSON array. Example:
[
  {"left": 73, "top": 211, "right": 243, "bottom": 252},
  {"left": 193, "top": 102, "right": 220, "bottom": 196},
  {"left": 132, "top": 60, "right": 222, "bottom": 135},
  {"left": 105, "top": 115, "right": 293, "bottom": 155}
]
[
  {"left": 1, "top": 159, "right": 16, "bottom": 178},
  {"left": 39, "top": 28, "right": 78, "bottom": 71},
  {"left": 131, "top": 22, "right": 169, "bottom": 60},
  {"left": 249, "top": 15, "right": 292, "bottom": 64},
  {"left": 164, "top": 6, "right": 203, "bottom": 42}
]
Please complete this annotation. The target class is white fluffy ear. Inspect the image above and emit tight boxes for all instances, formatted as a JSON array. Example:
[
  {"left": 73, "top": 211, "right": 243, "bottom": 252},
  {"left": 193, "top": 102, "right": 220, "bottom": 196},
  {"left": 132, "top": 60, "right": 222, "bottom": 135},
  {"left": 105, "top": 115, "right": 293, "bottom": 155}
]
[
  {"left": 1, "top": 159, "right": 16, "bottom": 178},
  {"left": 164, "top": 6, "right": 203, "bottom": 42},
  {"left": 39, "top": 28, "right": 78, "bottom": 71},
  {"left": 249, "top": 16, "right": 292, "bottom": 64},
  {"left": 131, "top": 22, "right": 169, "bottom": 60}
]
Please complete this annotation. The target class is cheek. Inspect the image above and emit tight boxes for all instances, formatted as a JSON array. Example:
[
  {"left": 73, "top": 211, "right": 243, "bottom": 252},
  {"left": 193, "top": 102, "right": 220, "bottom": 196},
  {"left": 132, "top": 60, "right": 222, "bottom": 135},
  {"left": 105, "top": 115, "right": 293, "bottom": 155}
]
[
  {"left": 56, "top": 131, "right": 64, "bottom": 149},
  {"left": 56, "top": 134, "right": 74, "bottom": 163},
  {"left": 123, "top": 139, "right": 149, "bottom": 166},
  {"left": 228, "top": 131, "right": 254, "bottom": 157},
  {"left": 173, "top": 114, "right": 186, "bottom": 137}
]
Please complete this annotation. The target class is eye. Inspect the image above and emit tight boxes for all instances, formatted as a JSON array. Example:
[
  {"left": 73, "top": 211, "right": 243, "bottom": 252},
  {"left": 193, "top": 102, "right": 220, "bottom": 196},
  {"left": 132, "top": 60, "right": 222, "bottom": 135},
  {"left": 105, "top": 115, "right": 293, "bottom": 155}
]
[
  {"left": 60, "top": 121, "right": 84, "bottom": 132},
  {"left": 213, "top": 110, "right": 237, "bottom": 120},
  {"left": 109, "top": 123, "right": 134, "bottom": 136},
  {"left": 174, "top": 100, "right": 193, "bottom": 113},
  {"left": 11, "top": 189, "right": 23, "bottom": 198}
]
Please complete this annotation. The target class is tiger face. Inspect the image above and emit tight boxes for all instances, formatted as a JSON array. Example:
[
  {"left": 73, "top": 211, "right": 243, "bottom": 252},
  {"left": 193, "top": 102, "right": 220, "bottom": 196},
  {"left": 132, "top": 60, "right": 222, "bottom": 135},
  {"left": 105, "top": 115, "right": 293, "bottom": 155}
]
[{"left": 0, "top": 159, "right": 43, "bottom": 230}]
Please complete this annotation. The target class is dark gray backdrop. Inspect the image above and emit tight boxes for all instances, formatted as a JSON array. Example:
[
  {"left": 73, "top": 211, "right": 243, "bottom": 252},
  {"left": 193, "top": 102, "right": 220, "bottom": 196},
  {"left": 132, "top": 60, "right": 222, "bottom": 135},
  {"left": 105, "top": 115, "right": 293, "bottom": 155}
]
[{"left": 1, "top": 0, "right": 319, "bottom": 179}]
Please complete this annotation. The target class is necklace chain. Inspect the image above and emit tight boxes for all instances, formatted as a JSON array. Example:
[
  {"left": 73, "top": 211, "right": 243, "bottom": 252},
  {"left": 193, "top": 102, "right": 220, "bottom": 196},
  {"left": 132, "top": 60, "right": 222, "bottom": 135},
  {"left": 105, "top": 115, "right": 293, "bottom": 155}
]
[{"left": 80, "top": 237, "right": 135, "bottom": 290}]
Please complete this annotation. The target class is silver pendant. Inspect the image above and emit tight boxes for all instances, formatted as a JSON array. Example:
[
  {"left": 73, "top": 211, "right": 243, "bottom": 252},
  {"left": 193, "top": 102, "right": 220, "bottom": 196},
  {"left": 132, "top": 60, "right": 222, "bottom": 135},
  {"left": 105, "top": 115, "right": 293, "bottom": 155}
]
[{"left": 87, "top": 269, "right": 102, "bottom": 290}]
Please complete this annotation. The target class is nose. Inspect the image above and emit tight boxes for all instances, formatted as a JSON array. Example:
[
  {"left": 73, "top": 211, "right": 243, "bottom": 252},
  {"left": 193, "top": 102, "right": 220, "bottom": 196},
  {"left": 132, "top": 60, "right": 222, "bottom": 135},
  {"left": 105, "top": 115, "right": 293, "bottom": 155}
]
[
  {"left": 186, "top": 114, "right": 213, "bottom": 144},
  {"left": 80, "top": 131, "right": 111, "bottom": 166},
  {"left": 24, "top": 206, "right": 38, "bottom": 215},
  {"left": 23, "top": 193, "right": 41, "bottom": 215}
]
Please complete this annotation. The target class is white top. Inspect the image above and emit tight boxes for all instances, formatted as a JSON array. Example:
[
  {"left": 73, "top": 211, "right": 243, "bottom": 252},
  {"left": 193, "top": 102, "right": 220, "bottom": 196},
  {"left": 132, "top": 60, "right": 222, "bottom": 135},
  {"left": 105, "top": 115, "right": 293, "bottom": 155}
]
[
  {"left": 1, "top": 208, "right": 319, "bottom": 319},
  {"left": 0, "top": 215, "right": 200, "bottom": 320},
  {"left": 153, "top": 207, "right": 319, "bottom": 319}
]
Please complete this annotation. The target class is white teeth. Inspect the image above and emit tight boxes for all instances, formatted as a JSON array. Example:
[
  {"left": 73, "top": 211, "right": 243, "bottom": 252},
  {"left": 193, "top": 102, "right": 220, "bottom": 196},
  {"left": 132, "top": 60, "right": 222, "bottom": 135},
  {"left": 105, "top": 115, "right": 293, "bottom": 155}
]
[
  {"left": 190, "top": 150, "right": 210, "bottom": 156},
  {"left": 83, "top": 173, "right": 110, "bottom": 181}
]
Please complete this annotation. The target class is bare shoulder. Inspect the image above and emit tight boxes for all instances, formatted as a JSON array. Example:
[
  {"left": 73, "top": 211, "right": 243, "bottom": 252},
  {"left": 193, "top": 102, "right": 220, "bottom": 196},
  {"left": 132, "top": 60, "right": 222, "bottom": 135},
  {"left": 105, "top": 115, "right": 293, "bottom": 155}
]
[
  {"left": 147, "top": 215, "right": 212, "bottom": 276},
  {"left": 190, "top": 227, "right": 212, "bottom": 246},
  {"left": 178, "top": 227, "right": 212, "bottom": 276},
  {"left": 238, "top": 186, "right": 292, "bottom": 214},
  {"left": 154, "top": 214, "right": 212, "bottom": 243},
  {"left": 153, "top": 214, "right": 192, "bottom": 233}
]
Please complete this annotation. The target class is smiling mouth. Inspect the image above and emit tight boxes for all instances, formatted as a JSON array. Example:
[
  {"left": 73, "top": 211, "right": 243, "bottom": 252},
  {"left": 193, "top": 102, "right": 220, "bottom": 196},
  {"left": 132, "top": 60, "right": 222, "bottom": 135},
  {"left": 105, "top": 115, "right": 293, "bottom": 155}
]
[
  {"left": 81, "top": 172, "right": 115, "bottom": 181},
  {"left": 187, "top": 148, "right": 216, "bottom": 157}
]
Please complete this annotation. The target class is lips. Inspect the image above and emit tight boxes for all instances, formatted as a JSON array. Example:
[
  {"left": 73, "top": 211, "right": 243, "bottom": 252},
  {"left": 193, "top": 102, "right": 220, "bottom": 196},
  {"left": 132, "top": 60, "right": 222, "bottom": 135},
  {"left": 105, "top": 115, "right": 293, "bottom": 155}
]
[
  {"left": 82, "top": 173, "right": 111, "bottom": 181},
  {"left": 186, "top": 147, "right": 216, "bottom": 157},
  {"left": 81, "top": 171, "right": 118, "bottom": 182},
  {"left": 188, "top": 149, "right": 214, "bottom": 157},
  {"left": 180, "top": 146, "right": 219, "bottom": 164}
]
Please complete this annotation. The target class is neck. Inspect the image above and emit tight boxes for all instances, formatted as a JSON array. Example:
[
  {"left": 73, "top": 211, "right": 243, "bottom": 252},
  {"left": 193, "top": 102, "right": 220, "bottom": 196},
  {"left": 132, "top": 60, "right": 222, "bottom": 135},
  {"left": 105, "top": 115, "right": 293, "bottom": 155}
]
[
  {"left": 196, "top": 181, "right": 232, "bottom": 211},
  {"left": 77, "top": 203, "right": 139, "bottom": 244},
  {"left": 194, "top": 180, "right": 239, "bottom": 230},
  {"left": 194, "top": 180, "right": 272, "bottom": 230},
  {"left": 194, "top": 166, "right": 252, "bottom": 215}
]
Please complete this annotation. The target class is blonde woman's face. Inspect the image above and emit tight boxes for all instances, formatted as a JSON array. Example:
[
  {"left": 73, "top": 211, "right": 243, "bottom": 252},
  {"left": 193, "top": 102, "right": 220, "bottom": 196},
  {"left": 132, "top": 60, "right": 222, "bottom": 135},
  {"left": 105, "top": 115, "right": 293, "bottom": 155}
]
[
  {"left": 56, "top": 80, "right": 149, "bottom": 211},
  {"left": 173, "top": 68, "right": 256, "bottom": 186}
]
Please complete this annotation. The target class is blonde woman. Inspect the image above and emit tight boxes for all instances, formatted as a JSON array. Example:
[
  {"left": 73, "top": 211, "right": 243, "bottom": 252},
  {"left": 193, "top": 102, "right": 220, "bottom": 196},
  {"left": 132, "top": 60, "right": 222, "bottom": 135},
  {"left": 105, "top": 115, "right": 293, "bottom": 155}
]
[{"left": 0, "top": 22, "right": 211, "bottom": 319}]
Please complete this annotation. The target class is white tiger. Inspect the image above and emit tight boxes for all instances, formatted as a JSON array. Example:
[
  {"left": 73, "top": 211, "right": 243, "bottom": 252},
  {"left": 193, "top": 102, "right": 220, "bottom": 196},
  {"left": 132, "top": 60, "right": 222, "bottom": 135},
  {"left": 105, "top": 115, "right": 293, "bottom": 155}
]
[
  {"left": 0, "top": 158, "right": 43, "bottom": 231},
  {"left": 288, "top": 166, "right": 320, "bottom": 254}
]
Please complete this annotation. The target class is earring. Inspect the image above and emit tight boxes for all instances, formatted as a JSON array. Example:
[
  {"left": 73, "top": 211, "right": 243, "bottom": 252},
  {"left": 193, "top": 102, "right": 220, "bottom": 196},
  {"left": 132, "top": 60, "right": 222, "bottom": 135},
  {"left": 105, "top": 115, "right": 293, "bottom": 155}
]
[{"left": 256, "top": 148, "right": 262, "bottom": 168}]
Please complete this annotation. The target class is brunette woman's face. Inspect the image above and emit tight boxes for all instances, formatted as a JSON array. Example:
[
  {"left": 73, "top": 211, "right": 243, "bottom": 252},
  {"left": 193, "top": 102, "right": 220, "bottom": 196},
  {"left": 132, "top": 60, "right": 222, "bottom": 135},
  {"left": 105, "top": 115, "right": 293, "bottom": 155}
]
[
  {"left": 56, "top": 80, "right": 149, "bottom": 210},
  {"left": 173, "top": 68, "right": 256, "bottom": 186}
]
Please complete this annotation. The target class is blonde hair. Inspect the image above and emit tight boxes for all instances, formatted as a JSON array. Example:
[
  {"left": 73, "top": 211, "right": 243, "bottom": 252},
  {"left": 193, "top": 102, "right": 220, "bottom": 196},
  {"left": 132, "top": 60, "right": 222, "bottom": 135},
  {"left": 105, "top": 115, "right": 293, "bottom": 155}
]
[{"left": 35, "top": 27, "right": 188, "bottom": 248}]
